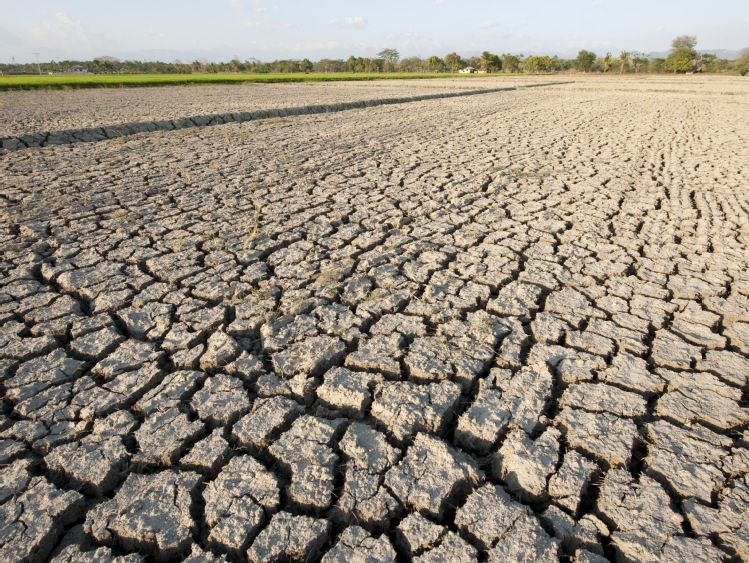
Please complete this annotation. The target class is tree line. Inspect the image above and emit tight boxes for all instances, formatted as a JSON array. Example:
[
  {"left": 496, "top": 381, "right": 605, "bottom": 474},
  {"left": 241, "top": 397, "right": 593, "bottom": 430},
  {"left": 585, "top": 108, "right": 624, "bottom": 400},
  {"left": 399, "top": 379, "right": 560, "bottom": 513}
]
[{"left": 3, "top": 37, "right": 748, "bottom": 76}]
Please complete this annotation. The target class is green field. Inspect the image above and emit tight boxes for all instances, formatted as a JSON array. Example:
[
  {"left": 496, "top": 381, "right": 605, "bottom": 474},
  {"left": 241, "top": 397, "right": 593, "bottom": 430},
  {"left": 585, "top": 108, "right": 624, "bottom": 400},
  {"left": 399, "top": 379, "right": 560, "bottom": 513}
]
[{"left": 0, "top": 72, "right": 528, "bottom": 91}]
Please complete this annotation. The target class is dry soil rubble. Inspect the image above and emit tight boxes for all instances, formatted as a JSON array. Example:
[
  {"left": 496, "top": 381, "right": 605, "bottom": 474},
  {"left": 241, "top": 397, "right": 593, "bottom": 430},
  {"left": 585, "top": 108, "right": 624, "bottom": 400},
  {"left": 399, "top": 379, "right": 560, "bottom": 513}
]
[{"left": 1, "top": 76, "right": 749, "bottom": 561}]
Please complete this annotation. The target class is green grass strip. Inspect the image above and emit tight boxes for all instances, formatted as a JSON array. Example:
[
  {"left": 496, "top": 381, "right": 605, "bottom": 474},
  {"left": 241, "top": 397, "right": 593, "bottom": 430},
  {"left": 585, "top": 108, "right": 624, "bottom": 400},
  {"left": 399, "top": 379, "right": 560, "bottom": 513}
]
[{"left": 0, "top": 72, "right": 532, "bottom": 91}]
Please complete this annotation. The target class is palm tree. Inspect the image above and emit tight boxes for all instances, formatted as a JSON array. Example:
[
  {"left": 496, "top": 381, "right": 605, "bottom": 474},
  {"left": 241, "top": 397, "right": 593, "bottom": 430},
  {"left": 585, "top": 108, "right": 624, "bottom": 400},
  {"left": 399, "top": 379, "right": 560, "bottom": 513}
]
[{"left": 619, "top": 51, "right": 630, "bottom": 74}]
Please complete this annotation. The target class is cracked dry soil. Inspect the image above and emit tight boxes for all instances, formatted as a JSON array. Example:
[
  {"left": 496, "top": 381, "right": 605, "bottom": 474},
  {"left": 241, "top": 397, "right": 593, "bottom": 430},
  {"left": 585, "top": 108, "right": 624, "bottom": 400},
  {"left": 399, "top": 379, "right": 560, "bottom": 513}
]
[{"left": 1, "top": 75, "right": 749, "bottom": 562}]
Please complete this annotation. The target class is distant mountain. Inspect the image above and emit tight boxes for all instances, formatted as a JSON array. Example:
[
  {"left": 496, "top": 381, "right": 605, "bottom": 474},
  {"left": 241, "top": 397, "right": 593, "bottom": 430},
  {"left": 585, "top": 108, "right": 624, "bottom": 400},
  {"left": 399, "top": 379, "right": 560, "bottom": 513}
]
[{"left": 646, "top": 49, "right": 743, "bottom": 60}]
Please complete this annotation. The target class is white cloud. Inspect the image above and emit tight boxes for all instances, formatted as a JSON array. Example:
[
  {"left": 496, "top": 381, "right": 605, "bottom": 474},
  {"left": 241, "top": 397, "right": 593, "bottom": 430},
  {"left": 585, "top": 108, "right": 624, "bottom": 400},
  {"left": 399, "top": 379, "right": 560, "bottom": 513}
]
[
  {"left": 330, "top": 16, "right": 367, "bottom": 28},
  {"left": 436, "top": 0, "right": 445, "bottom": 5},
  {"left": 32, "top": 12, "right": 91, "bottom": 48},
  {"left": 146, "top": 30, "right": 166, "bottom": 40},
  {"left": 479, "top": 21, "right": 500, "bottom": 29},
  {"left": 231, "top": 0, "right": 266, "bottom": 13},
  {"left": 281, "top": 22, "right": 301, "bottom": 29},
  {"left": 591, "top": 0, "right": 604, "bottom": 6},
  {"left": 245, "top": 21, "right": 261, "bottom": 28}
]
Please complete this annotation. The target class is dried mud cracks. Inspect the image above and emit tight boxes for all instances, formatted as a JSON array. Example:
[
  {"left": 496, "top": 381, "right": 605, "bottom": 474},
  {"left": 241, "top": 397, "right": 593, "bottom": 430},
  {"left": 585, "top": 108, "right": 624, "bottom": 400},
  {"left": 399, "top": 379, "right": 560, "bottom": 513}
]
[{"left": 1, "top": 77, "right": 749, "bottom": 562}]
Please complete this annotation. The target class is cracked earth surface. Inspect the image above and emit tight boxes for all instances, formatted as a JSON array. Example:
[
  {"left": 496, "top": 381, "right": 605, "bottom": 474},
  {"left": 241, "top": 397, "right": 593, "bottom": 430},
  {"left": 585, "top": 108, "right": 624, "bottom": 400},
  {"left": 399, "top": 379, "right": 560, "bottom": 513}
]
[{"left": 1, "top": 76, "right": 749, "bottom": 562}]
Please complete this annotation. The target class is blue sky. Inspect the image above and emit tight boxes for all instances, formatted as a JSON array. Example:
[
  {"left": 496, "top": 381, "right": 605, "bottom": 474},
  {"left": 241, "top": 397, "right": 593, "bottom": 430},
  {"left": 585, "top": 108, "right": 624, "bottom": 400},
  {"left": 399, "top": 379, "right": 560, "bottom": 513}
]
[{"left": 1, "top": 0, "right": 747, "bottom": 63}]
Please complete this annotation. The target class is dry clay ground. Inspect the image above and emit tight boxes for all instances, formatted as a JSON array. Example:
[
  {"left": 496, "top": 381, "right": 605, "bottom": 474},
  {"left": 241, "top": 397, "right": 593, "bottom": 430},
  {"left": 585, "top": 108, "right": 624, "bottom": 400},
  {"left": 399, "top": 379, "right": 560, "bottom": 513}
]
[{"left": 1, "top": 76, "right": 749, "bottom": 562}]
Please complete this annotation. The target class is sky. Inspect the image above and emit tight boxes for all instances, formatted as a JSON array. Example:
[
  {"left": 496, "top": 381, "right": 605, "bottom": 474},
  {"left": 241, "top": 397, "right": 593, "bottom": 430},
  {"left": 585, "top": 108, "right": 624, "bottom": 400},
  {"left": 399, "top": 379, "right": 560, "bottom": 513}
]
[{"left": 1, "top": 0, "right": 747, "bottom": 64}]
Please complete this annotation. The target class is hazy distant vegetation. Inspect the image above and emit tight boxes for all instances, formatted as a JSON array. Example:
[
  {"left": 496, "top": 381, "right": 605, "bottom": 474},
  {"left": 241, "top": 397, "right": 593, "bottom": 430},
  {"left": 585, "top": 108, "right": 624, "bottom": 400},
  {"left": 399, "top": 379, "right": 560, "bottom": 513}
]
[{"left": 3, "top": 38, "right": 748, "bottom": 79}]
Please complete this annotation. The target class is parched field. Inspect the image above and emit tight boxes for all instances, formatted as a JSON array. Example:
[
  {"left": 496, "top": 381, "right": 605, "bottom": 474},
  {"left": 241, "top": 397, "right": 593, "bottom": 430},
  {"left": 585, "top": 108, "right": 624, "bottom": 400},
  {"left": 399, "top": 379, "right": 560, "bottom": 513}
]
[{"left": 1, "top": 76, "right": 749, "bottom": 562}]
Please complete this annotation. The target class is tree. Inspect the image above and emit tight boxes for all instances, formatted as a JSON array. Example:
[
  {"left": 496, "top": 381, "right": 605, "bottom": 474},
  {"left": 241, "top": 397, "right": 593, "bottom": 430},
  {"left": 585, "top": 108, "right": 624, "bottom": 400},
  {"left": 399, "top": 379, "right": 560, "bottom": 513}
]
[
  {"left": 501, "top": 54, "right": 520, "bottom": 73},
  {"left": 666, "top": 51, "right": 694, "bottom": 72},
  {"left": 632, "top": 52, "right": 648, "bottom": 73},
  {"left": 427, "top": 55, "right": 444, "bottom": 72},
  {"left": 377, "top": 48, "right": 400, "bottom": 64},
  {"left": 671, "top": 35, "right": 698, "bottom": 54},
  {"left": 619, "top": 51, "right": 630, "bottom": 74},
  {"left": 602, "top": 52, "right": 612, "bottom": 72},
  {"left": 444, "top": 52, "right": 463, "bottom": 72},
  {"left": 734, "top": 48, "right": 749, "bottom": 76},
  {"left": 665, "top": 35, "right": 698, "bottom": 73},
  {"left": 480, "top": 51, "right": 502, "bottom": 72},
  {"left": 300, "top": 58, "right": 313, "bottom": 73},
  {"left": 575, "top": 50, "right": 596, "bottom": 72},
  {"left": 523, "top": 56, "right": 553, "bottom": 73}
]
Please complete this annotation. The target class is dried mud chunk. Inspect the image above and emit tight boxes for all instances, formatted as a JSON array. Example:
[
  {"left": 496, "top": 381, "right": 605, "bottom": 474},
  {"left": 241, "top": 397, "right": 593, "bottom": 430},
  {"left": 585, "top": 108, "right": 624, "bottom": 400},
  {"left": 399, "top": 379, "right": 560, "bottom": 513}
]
[
  {"left": 725, "top": 321, "right": 749, "bottom": 354},
  {"left": 5, "top": 349, "right": 85, "bottom": 402},
  {"left": 668, "top": 275, "right": 726, "bottom": 300},
  {"left": 670, "top": 317, "right": 726, "bottom": 349},
  {"left": 644, "top": 420, "right": 732, "bottom": 503},
  {"left": 71, "top": 364, "right": 164, "bottom": 419},
  {"left": 697, "top": 349, "right": 749, "bottom": 387},
  {"left": 254, "top": 371, "right": 318, "bottom": 405},
  {"left": 268, "top": 415, "right": 345, "bottom": 511},
  {"left": 191, "top": 373, "right": 251, "bottom": 426},
  {"left": 548, "top": 450, "right": 598, "bottom": 515},
  {"left": 134, "top": 370, "right": 206, "bottom": 415},
  {"left": 556, "top": 408, "right": 637, "bottom": 467},
  {"left": 371, "top": 380, "right": 461, "bottom": 446},
  {"left": 413, "top": 532, "right": 478, "bottom": 563},
  {"left": 455, "top": 362, "right": 553, "bottom": 453},
  {"left": 0, "top": 477, "right": 84, "bottom": 563},
  {"left": 246, "top": 511, "right": 330, "bottom": 563},
  {"left": 133, "top": 407, "right": 204, "bottom": 465},
  {"left": 540, "top": 506, "right": 608, "bottom": 556},
  {"left": 182, "top": 544, "right": 227, "bottom": 562},
  {"left": 316, "top": 367, "right": 380, "bottom": 419},
  {"left": 69, "top": 326, "right": 124, "bottom": 360},
  {"left": 345, "top": 333, "right": 404, "bottom": 378},
  {"left": 370, "top": 313, "right": 427, "bottom": 339},
  {"left": 565, "top": 329, "right": 615, "bottom": 357},
  {"left": 599, "top": 352, "right": 666, "bottom": 395},
  {"left": 487, "top": 281, "right": 544, "bottom": 319},
  {"left": 180, "top": 429, "right": 230, "bottom": 474},
  {"left": 455, "top": 483, "right": 559, "bottom": 560},
  {"left": 396, "top": 512, "right": 444, "bottom": 555},
  {"left": 161, "top": 323, "right": 204, "bottom": 351},
  {"left": 560, "top": 382, "right": 648, "bottom": 418},
  {"left": 531, "top": 312, "right": 570, "bottom": 343},
  {"left": 336, "top": 422, "right": 401, "bottom": 528},
  {"left": 272, "top": 335, "right": 346, "bottom": 379},
  {"left": 1, "top": 335, "right": 59, "bottom": 362},
  {"left": 404, "top": 337, "right": 452, "bottom": 383},
  {"left": 545, "top": 287, "right": 598, "bottom": 328},
  {"left": 261, "top": 315, "right": 319, "bottom": 352},
  {"left": 407, "top": 313, "right": 508, "bottom": 391},
  {"left": 44, "top": 411, "right": 137, "bottom": 496},
  {"left": 684, "top": 474, "right": 749, "bottom": 559},
  {"left": 84, "top": 470, "right": 201, "bottom": 561},
  {"left": 203, "top": 455, "right": 279, "bottom": 555},
  {"left": 200, "top": 331, "right": 243, "bottom": 371},
  {"left": 658, "top": 536, "right": 727, "bottom": 563},
  {"left": 704, "top": 293, "right": 749, "bottom": 326},
  {"left": 233, "top": 395, "right": 304, "bottom": 449},
  {"left": 92, "top": 340, "right": 163, "bottom": 379},
  {"left": 321, "top": 526, "right": 396, "bottom": 563},
  {"left": 597, "top": 469, "right": 685, "bottom": 562},
  {"left": 0, "top": 440, "right": 28, "bottom": 465},
  {"left": 51, "top": 543, "right": 145, "bottom": 562},
  {"left": 384, "top": 433, "right": 482, "bottom": 520},
  {"left": 655, "top": 368, "right": 749, "bottom": 430},
  {"left": 0, "top": 457, "right": 33, "bottom": 504},
  {"left": 651, "top": 330, "right": 701, "bottom": 370},
  {"left": 492, "top": 427, "right": 560, "bottom": 502}
]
